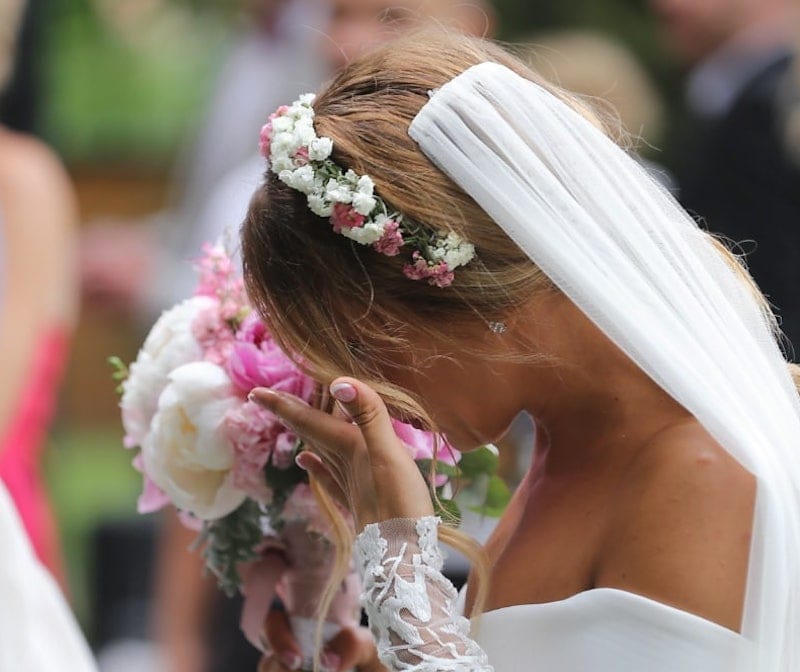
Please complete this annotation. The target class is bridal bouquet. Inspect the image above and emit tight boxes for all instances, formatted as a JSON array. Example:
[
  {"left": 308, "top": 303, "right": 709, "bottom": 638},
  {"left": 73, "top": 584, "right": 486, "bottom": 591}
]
[{"left": 111, "top": 243, "right": 509, "bottom": 660}]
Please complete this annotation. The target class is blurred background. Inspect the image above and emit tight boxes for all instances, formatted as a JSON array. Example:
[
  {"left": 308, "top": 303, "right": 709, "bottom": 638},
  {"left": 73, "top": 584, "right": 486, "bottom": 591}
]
[{"left": 1, "top": 0, "right": 797, "bottom": 670}]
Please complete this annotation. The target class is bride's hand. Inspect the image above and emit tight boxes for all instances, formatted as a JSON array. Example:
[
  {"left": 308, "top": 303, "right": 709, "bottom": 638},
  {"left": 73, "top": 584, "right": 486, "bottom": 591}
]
[
  {"left": 258, "top": 607, "right": 385, "bottom": 672},
  {"left": 251, "top": 377, "right": 434, "bottom": 529}
]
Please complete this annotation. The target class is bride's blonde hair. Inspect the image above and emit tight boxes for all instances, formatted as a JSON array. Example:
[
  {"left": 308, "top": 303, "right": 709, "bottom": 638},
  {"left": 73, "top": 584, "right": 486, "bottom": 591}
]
[{"left": 242, "top": 30, "right": 797, "bottom": 656}]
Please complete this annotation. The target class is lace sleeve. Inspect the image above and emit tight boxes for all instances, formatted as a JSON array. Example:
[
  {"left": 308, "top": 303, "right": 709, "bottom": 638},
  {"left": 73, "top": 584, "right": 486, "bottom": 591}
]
[{"left": 353, "top": 516, "right": 493, "bottom": 672}]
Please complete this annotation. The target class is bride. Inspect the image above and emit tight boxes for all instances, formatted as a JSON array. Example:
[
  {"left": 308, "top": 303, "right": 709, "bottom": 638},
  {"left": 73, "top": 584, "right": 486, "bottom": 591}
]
[{"left": 241, "top": 31, "right": 800, "bottom": 672}]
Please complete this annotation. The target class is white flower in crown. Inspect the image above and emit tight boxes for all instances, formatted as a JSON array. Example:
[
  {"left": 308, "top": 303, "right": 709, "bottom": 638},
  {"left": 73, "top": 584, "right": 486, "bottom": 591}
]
[
  {"left": 325, "top": 179, "right": 353, "bottom": 204},
  {"left": 259, "top": 93, "right": 477, "bottom": 288},
  {"left": 308, "top": 194, "right": 333, "bottom": 217},
  {"left": 308, "top": 137, "right": 333, "bottom": 161},
  {"left": 343, "top": 221, "right": 386, "bottom": 246}
]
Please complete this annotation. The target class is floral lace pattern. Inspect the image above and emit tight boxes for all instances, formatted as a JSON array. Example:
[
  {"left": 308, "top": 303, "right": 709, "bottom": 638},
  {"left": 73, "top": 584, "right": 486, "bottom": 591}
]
[{"left": 354, "top": 517, "right": 493, "bottom": 671}]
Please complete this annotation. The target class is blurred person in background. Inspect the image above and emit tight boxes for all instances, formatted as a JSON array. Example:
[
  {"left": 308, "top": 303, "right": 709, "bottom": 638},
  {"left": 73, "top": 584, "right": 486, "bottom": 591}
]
[
  {"left": 150, "top": 3, "right": 494, "bottom": 672},
  {"left": 522, "top": 30, "right": 664, "bottom": 151},
  {"left": 0, "top": 0, "right": 79, "bottom": 588},
  {"left": 80, "top": 0, "right": 329, "bottom": 321},
  {"left": 651, "top": 0, "right": 800, "bottom": 352},
  {"left": 0, "top": 0, "right": 96, "bottom": 668}
]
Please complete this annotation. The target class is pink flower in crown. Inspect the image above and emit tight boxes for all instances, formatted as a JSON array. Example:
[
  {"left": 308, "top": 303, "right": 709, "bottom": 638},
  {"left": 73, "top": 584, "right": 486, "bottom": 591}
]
[
  {"left": 222, "top": 400, "right": 280, "bottom": 501},
  {"left": 293, "top": 146, "right": 310, "bottom": 166},
  {"left": 331, "top": 203, "right": 365, "bottom": 234},
  {"left": 192, "top": 301, "right": 236, "bottom": 366},
  {"left": 259, "top": 106, "right": 289, "bottom": 158},
  {"left": 373, "top": 220, "right": 404, "bottom": 256},
  {"left": 402, "top": 253, "right": 454, "bottom": 288},
  {"left": 227, "top": 313, "right": 315, "bottom": 401}
]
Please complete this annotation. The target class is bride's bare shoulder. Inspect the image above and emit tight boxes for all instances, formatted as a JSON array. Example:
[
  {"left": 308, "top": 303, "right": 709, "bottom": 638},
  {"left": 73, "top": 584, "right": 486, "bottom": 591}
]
[{"left": 595, "top": 420, "right": 755, "bottom": 632}]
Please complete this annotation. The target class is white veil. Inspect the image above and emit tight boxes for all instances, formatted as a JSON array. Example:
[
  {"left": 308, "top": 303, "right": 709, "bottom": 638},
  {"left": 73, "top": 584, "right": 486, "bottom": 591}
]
[{"left": 409, "top": 62, "right": 800, "bottom": 671}]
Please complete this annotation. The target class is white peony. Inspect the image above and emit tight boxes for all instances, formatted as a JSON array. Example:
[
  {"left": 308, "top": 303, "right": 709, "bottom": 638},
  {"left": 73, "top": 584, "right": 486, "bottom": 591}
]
[
  {"left": 120, "top": 296, "right": 215, "bottom": 448},
  {"left": 141, "top": 361, "right": 247, "bottom": 520}
]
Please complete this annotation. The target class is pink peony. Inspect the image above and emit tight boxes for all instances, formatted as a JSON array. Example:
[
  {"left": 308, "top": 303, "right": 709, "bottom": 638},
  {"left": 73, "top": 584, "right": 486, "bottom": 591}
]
[
  {"left": 192, "top": 301, "right": 236, "bottom": 366},
  {"left": 272, "top": 431, "right": 299, "bottom": 469},
  {"left": 132, "top": 453, "right": 171, "bottom": 514},
  {"left": 391, "top": 419, "right": 460, "bottom": 486},
  {"left": 227, "top": 314, "right": 315, "bottom": 400},
  {"left": 222, "top": 400, "right": 281, "bottom": 501},
  {"left": 373, "top": 220, "right": 404, "bottom": 256},
  {"left": 195, "top": 244, "right": 248, "bottom": 308},
  {"left": 331, "top": 203, "right": 365, "bottom": 234}
]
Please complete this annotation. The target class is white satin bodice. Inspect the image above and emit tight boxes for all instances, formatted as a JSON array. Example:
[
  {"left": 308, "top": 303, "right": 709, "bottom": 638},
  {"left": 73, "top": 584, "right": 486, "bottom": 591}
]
[{"left": 468, "top": 588, "right": 753, "bottom": 672}]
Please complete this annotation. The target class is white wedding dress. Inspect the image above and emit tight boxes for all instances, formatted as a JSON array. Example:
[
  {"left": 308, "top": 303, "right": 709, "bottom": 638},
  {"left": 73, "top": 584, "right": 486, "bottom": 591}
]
[
  {"left": 354, "top": 517, "right": 754, "bottom": 672},
  {"left": 0, "top": 482, "right": 97, "bottom": 671},
  {"left": 470, "top": 588, "right": 751, "bottom": 671}
]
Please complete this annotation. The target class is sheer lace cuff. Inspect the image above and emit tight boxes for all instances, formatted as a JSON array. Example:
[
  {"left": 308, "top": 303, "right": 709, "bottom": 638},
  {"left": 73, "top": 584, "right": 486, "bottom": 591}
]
[{"left": 354, "top": 516, "right": 492, "bottom": 671}]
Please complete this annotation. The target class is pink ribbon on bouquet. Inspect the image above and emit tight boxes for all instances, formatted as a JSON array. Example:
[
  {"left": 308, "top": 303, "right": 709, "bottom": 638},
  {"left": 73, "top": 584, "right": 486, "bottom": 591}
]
[{"left": 239, "top": 522, "right": 361, "bottom": 656}]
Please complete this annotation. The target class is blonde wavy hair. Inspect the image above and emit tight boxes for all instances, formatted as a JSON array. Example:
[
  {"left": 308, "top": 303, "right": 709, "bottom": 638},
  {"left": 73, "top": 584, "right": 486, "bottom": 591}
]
[{"left": 242, "top": 30, "right": 800, "bottom": 661}]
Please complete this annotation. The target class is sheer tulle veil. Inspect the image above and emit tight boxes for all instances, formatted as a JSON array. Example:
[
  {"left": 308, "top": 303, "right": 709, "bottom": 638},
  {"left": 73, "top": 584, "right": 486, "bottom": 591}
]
[{"left": 409, "top": 63, "right": 800, "bottom": 671}]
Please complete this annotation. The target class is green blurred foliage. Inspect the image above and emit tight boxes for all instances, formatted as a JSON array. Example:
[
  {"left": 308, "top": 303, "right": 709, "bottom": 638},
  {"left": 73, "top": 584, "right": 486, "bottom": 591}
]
[
  {"left": 45, "top": 427, "right": 142, "bottom": 627},
  {"left": 40, "top": 0, "right": 231, "bottom": 166}
]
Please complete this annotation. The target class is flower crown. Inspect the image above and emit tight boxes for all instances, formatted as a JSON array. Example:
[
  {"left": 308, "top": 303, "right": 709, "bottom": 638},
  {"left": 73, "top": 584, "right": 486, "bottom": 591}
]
[{"left": 259, "top": 94, "right": 475, "bottom": 288}]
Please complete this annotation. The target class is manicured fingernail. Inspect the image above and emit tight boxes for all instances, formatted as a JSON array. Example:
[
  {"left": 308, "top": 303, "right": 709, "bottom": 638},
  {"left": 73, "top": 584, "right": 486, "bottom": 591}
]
[
  {"left": 330, "top": 382, "right": 356, "bottom": 403},
  {"left": 295, "top": 453, "right": 311, "bottom": 470},
  {"left": 281, "top": 651, "right": 303, "bottom": 670},
  {"left": 249, "top": 388, "right": 277, "bottom": 404},
  {"left": 321, "top": 651, "right": 341, "bottom": 672}
]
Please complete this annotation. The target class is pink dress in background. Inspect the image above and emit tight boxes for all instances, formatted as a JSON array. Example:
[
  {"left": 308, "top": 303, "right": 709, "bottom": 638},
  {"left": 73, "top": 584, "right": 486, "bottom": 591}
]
[{"left": 0, "top": 328, "right": 68, "bottom": 581}]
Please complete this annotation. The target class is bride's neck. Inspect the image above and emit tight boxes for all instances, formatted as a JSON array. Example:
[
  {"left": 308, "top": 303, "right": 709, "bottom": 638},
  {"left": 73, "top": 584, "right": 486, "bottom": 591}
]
[{"left": 512, "top": 297, "right": 691, "bottom": 473}]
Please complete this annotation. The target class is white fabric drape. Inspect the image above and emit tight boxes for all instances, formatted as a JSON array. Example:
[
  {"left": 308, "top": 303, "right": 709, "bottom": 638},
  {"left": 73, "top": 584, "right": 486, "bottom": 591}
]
[
  {"left": 0, "top": 482, "right": 97, "bottom": 671},
  {"left": 409, "top": 62, "right": 800, "bottom": 671}
]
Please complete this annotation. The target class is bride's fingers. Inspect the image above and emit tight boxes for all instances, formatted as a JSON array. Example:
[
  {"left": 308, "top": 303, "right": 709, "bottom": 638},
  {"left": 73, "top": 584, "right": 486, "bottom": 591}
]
[
  {"left": 329, "top": 378, "right": 407, "bottom": 467},
  {"left": 264, "top": 608, "right": 303, "bottom": 670},
  {"left": 250, "top": 388, "right": 361, "bottom": 459},
  {"left": 296, "top": 452, "right": 348, "bottom": 505}
]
